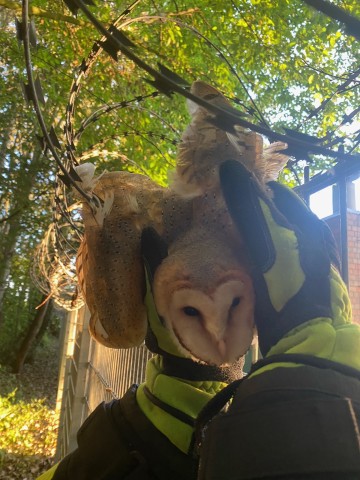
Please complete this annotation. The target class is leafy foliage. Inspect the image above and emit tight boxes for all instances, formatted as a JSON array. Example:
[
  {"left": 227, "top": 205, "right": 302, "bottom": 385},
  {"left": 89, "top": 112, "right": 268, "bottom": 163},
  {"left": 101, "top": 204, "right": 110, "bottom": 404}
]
[
  {"left": 0, "top": 390, "right": 57, "bottom": 456},
  {"left": 0, "top": 339, "right": 58, "bottom": 479}
]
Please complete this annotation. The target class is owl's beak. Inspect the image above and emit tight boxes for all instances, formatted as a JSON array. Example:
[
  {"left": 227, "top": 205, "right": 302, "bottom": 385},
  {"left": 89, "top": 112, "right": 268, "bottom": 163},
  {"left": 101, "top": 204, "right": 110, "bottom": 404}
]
[
  {"left": 216, "top": 339, "right": 227, "bottom": 357},
  {"left": 205, "top": 320, "right": 227, "bottom": 344},
  {"left": 205, "top": 322, "right": 228, "bottom": 359}
]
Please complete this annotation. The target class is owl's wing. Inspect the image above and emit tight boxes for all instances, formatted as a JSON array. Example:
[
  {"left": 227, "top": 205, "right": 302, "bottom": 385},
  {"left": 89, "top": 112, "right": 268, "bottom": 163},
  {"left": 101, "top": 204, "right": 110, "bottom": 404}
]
[{"left": 75, "top": 167, "right": 166, "bottom": 348}]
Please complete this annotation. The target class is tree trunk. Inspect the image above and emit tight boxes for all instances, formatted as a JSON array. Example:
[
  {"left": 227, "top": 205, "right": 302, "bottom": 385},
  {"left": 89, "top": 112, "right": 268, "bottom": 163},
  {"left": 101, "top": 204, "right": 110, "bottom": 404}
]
[
  {"left": 26, "top": 299, "right": 54, "bottom": 363},
  {"left": 0, "top": 260, "right": 11, "bottom": 328},
  {"left": 13, "top": 294, "right": 50, "bottom": 374},
  {"left": 35, "top": 299, "right": 54, "bottom": 344}
]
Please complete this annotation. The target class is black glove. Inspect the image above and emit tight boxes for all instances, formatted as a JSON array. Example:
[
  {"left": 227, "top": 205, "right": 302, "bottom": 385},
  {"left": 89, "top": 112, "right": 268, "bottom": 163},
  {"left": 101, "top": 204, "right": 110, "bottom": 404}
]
[{"left": 220, "top": 160, "right": 343, "bottom": 356}]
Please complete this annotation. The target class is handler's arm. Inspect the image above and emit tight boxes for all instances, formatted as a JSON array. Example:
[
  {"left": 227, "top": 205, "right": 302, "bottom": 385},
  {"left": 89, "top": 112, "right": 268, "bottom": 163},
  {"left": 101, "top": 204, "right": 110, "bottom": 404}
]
[{"left": 220, "top": 160, "right": 360, "bottom": 370}]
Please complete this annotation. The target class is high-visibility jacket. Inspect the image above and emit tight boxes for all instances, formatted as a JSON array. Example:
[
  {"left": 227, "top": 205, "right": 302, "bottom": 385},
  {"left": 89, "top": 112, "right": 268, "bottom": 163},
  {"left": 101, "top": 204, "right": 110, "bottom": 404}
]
[{"left": 37, "top": 355, "right": 238, "bottom": 480}]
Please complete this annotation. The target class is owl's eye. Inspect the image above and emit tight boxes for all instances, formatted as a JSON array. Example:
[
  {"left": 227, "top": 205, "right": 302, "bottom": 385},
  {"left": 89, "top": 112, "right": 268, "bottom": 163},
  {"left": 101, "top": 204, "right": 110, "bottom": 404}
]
[
  {"left": 183, "top": 306, "right": 200, "bottom": 317},
  {"left": 231, "top": 297, "right": 241, "bottom": 308}
]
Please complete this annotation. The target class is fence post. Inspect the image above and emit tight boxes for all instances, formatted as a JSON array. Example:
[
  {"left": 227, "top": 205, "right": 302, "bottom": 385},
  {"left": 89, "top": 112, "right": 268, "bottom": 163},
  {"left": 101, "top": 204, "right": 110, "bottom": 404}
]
[
  {"left": 55, "top": 308, "right": 81, "bottom": 460},
  {"left": 67, "top": 307, "right": 91, "bottom": 452}
]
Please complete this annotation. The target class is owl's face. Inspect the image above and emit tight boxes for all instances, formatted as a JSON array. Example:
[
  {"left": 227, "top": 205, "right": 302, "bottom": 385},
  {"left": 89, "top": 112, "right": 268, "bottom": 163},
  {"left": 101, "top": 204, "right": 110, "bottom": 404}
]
[{"left": 153, "top": 240, "right": 255, "bottom": 366}]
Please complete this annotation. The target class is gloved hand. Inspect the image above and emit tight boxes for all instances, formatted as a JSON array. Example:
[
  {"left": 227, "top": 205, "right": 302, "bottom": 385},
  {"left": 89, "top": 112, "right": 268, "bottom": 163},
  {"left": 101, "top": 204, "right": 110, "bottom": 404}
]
[{"left": 220, "top": 160, "right": 356, "bottom": 362}]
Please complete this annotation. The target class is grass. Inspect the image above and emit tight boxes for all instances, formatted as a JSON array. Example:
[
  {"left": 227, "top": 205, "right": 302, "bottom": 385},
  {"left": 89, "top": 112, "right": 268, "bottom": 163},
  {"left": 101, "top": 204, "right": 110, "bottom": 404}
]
[{"left": 0, "top": 340, "right": 59, "bottom": 480}]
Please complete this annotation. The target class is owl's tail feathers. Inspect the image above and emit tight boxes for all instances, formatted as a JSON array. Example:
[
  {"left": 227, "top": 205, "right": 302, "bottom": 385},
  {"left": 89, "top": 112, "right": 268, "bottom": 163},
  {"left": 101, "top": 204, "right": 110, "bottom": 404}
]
[
  {"left": 226, "top": 127, "right": 265, "bottom": 179},
  {"left": 263, "top": 142, "right": 289, "bottom": 182},
  {"left": 227, "top": 127, "right": 289, "bottom": 183}
]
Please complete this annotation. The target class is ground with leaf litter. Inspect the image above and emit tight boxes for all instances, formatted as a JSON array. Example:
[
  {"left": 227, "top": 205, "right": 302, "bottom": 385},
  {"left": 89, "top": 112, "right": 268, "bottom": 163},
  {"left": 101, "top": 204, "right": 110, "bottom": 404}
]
[{"left": 0, "top": 338, "right": 59, "bottom": 479}]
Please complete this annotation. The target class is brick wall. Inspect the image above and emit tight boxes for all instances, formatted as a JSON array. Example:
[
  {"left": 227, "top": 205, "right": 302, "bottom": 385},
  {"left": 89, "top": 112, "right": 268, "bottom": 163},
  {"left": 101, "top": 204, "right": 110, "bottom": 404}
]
[
  {"left": 347, "top": 211, "right": 360, "bottom": 324},
  {"left": 325, "top": 211, "right": 360, "bottom": 325}
]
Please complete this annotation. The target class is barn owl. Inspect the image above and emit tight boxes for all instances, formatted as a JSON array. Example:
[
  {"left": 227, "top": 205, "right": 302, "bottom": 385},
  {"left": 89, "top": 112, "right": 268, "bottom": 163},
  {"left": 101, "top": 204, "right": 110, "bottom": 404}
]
[
  {"left": 75, "top": 80, "right": 288, "bottom": 366},
  {"left": 75, "top": 165, "right": 254, "bottom": 365}
]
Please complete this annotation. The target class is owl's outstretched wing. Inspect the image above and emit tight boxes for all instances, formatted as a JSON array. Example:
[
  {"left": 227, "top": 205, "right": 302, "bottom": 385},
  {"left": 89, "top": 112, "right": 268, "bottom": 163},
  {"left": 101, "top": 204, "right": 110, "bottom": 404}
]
[
  {"left": 75, "top": 167, "right": 165, "bottom": 348},
  {"left": 75, "top": 165, "right": 193, "bottom": 349}
]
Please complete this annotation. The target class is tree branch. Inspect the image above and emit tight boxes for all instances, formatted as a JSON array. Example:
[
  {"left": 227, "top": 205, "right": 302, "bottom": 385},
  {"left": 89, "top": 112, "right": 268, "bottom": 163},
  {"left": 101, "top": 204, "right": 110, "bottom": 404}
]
[
  {"left": 303, "top": 0, "right": 360, "bottom": 41},
  {"left": 0, "top": 1, "right": 88, "bottom": 26}
]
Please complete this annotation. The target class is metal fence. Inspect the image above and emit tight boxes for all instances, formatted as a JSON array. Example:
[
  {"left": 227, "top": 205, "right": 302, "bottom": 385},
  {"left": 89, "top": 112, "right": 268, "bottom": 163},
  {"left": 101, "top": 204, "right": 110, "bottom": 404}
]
[{"left": 55, "top": 307, "right": 153, "bottom": 459}]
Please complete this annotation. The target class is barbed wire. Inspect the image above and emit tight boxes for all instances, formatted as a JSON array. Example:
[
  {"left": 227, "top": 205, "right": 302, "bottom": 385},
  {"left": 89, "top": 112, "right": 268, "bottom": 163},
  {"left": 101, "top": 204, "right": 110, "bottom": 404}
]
[
  {"left": 30, "top": 219, "right": 84, "bottom": 310},
  {"left": 67, "top": 0, "right": 360, "bottom": 161}
]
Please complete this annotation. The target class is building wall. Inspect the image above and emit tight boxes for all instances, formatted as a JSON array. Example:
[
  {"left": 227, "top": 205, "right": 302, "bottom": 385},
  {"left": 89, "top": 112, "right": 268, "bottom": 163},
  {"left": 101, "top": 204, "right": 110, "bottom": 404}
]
[
  {"left": 347, "top": 211, "right": 360, "bottom": 325},
  {"left": 325, "top": 212, "right": 360, "bottom": 325}
]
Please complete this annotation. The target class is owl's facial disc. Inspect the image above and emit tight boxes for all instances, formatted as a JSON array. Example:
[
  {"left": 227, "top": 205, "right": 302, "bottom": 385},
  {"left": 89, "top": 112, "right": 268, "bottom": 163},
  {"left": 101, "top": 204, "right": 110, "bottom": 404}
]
[{"left": 155, "top": 276, "right": 255, "bottom": 366}]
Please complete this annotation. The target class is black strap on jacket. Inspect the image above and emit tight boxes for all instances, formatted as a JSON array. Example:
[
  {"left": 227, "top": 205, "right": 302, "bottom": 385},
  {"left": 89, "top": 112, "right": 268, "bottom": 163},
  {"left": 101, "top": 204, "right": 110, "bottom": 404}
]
[
  {"left": 53, "top": 385, "right": 197, "bottom": 480},
  {"left": 115, "top": 386, "right": 197, "bottom": 480},
  {"left": 196, "top": 353, "right": 360, "bottom": 435},
  {"left": 196, "top": 356, "right": 360, "bottom": 480},
  {"left": 250, "top": 352, "right": 360, "bottom": 380}
]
